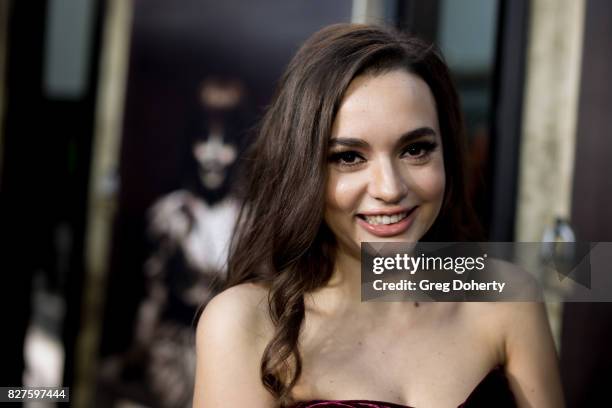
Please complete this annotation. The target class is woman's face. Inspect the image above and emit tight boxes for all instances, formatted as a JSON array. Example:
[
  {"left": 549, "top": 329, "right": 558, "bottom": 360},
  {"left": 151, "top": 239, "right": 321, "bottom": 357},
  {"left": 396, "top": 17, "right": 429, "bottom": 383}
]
[{"left": 324, "top": 69, "right": 445, "bottom": 258}]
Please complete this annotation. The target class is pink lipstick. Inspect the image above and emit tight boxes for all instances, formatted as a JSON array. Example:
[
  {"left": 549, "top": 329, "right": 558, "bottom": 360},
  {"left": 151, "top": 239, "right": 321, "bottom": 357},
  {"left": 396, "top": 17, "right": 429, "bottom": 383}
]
[{"left": 356, "top": 206, "right": 418, "bottom": 237}]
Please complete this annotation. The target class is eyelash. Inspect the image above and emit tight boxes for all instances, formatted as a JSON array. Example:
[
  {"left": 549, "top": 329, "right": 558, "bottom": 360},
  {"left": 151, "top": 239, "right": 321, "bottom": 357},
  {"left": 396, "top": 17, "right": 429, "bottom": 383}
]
[{"left": 328, "top": 141, "right": 438, "bottom": 167}]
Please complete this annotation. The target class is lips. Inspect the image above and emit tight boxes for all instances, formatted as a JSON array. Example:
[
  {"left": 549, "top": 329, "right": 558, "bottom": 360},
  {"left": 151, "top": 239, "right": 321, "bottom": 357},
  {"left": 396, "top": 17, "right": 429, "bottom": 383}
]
[{"left": 356, "top": 206, "right": 418, "bottom": 237}]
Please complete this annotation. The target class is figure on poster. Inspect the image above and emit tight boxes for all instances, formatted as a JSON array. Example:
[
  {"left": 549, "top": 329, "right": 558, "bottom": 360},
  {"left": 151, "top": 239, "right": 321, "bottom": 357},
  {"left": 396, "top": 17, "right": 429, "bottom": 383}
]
[
  {"left": 101, "top": 77, "right": 250, "bottom": 408},
  {"left": 141, "top": 77, "right": 248, "bottom": 408}
]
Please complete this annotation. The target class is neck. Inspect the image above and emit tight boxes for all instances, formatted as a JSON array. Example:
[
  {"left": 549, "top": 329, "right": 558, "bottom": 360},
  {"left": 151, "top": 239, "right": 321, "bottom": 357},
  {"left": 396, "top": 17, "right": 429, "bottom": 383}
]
[
  {"left": 307, "top": 245, "right": 425, "bottom": 317},
  {"left": 327, "top": 248, "right": 363, "bottom": 302}
]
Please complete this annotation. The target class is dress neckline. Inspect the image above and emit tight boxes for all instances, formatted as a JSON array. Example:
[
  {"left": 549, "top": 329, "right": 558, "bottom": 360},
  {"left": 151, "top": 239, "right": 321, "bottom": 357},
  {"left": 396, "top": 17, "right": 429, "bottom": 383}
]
[{"left": 288, "top": 365, "right": 506, "bottom": 408}]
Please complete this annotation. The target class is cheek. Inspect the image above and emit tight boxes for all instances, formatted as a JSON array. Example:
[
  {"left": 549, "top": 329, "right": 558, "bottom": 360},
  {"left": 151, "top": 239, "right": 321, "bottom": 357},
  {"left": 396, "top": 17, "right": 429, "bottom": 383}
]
[
  {"left": 325, "top": 173, "right": 365, "bottom": 212},
  {"left": 409, "top": 159, "right": 446, "bottom": 204}
]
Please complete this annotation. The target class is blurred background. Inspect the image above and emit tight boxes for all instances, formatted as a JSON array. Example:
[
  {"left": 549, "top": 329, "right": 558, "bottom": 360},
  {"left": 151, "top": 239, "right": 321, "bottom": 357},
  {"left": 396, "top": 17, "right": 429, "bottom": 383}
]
[{"left": 0, "top": 0, "right": 610, "bottom": 407}]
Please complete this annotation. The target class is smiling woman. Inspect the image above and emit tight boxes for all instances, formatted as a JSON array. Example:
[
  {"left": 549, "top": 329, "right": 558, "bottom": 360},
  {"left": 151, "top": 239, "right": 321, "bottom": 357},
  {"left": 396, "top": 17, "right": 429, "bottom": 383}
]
[
  {"left": 193, "top": 24, "right": 564, "bottom": 408},
  {"left": 325, "top": 70, "right": 445, "bottom": 251}
]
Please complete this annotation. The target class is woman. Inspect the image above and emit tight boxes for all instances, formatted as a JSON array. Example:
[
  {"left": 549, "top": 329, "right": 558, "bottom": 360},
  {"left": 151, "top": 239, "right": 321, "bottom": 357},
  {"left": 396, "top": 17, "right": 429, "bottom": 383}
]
[{"left": 192, "top": 24, "right": 564, "bottom": 408}]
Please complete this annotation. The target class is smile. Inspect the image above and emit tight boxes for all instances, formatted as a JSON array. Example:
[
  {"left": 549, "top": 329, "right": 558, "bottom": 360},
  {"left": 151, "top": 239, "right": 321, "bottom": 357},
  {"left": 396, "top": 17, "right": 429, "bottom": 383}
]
[
  {"left": 356, "top": 207, "right": 418, "bottom": 237},
  {"left": 362, "top": 212, "right": 408, "bottom": 225}
]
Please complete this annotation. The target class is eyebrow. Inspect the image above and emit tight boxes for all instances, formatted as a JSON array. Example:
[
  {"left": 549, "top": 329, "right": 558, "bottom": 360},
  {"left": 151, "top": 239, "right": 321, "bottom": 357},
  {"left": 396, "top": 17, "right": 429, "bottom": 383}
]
[{"left": 329, "top": 126, "right": 437, "bottom": 148}]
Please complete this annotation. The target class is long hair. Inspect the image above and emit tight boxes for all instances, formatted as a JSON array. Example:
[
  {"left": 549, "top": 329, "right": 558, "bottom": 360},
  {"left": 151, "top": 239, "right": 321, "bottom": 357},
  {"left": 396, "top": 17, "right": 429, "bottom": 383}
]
[{"left": 225, "top": 23, "right": 482, "bottom": 405}]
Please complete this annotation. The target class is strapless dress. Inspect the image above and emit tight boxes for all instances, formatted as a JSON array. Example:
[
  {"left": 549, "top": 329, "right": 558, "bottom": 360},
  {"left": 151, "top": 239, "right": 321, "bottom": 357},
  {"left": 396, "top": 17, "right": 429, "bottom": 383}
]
[{"left": 288, "top": 366, "right": 516, "bottom": 408}]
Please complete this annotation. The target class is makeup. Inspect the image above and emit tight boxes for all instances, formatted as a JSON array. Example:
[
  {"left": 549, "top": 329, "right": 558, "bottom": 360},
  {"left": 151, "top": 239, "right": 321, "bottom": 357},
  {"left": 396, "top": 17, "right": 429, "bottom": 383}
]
[{"left": 356, "top": 207, "right": 418, "bottom": 237}]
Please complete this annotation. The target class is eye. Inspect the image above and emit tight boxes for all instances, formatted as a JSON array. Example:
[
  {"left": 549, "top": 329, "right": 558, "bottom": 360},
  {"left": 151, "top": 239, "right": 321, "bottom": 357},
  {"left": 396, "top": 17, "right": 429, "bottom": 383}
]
[
  {"left": 402, "top": 141, "right": 438, "bottom": 161},
  {"left": 328, "top": 151, "right": 365, "bottom": 167}
]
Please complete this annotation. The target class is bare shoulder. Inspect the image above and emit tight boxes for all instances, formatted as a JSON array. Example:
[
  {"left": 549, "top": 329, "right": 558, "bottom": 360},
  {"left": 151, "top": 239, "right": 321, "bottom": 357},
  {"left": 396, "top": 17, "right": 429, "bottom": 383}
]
[
  {"left": 461, "top": 256, "right": 543, "bottom": 317},
  {"left": 462, "top": 299, "right": 550, "bottom": 348},
  {"left": 460, "top": 295, "right": 550, "bottom": 364},
  {"left": 494, "top": 301, "right": 564, "bottom": 407},
  {"left": 201, "top": 282, "right": 268, "bottom": 315},
  {"left": 196, "top": 282, "right": 274, "bottom": 351},
  {"left": 470, "top": 300, "right": 550, "bottom": 339},
  {"left": 461, "top": 299, "right": 563, "bottom": 407},
  {"left": 194, "top": 283, "right": 276, "bottom": 407}
]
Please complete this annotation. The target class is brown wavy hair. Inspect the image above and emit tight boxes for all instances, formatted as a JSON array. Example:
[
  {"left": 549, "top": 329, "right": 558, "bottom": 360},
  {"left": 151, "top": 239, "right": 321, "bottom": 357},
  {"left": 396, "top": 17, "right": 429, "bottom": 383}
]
[{"left": 225, "top": 23, "right": 482, "bottom": 406}]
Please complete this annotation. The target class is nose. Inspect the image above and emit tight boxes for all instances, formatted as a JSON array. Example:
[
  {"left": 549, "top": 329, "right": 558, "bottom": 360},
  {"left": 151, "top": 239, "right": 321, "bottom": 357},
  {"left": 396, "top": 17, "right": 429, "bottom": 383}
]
[{"left": 368, "top": 158, "right": 408, "bottom": 203}]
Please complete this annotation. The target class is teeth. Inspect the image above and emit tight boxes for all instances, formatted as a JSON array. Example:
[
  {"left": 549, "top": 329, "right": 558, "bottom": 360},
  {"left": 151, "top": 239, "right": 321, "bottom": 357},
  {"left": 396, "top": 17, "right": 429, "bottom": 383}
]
[{"left": 363, "top": 212, "right": 408, "bottom": 225}]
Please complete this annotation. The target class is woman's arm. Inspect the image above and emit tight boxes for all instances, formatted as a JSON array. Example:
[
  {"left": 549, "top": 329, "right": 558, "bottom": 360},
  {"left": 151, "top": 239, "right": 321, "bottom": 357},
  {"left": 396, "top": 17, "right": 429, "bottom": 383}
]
[
  {"left": 502, "top": 302, "right": 565, "bottom": 408},
  {"left": 193, "top": 284, "right": 277, "bottom": 407}
]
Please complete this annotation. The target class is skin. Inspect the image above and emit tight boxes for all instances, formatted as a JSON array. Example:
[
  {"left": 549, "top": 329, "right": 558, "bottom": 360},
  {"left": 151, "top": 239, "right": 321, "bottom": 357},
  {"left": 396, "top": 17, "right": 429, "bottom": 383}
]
[
  {"left": 325, "top": 70, "right": 445, "bottom": 260},
  {"left": 193, "top": 70, "right": 565, "bottom": 408}
]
